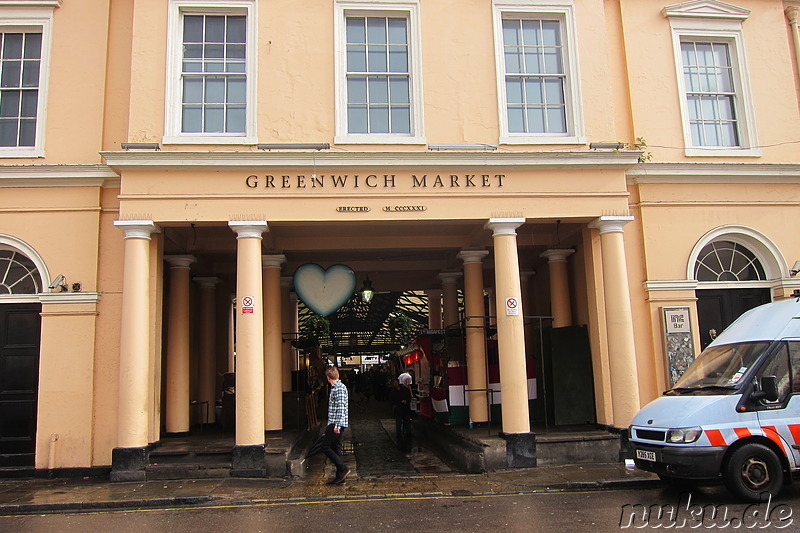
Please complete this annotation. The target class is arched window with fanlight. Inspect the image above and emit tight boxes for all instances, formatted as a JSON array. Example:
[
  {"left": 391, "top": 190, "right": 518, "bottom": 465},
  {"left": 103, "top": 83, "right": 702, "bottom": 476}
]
[
  {"left": 694, "top": 240, "right": 766, "bottom": 282},
  {"left": 0, "top": 248, "right": 41, "bottom": 295}
]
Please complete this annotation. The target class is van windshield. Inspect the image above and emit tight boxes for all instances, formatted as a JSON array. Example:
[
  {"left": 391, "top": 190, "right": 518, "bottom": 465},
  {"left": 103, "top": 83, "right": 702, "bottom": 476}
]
[{"left": 668, "top": 341, "right": 770, "bottom": 394}]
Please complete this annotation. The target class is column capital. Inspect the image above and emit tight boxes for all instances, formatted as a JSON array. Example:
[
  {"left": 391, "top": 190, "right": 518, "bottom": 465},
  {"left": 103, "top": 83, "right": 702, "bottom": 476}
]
[
  {"left": 114, "top": 220, "right": 160, "bottom": 239},
  {"left": 458, "top": 249, "right": 489, "bottom": 264},
  {"left": 229, "top": 220, "right": 268, "bottom": 239},
  {"left": 541, "top": 248, "right": 575, "bottom": 263},
  {"left": 438, "top": 272, "right": 462, "bottom": 284},
  {"left": 787, "top": 6, "right": 800, "bottom": 24},
  {"left": 193, "top": 276, "right": 220, "bottom": 289},
  {"left": 262, "top": 254, "right": 286, "bottom": 269},
  {"left": 486, "top": 217, "right": 525, "bottom": 236},
  {"left": 165, "top": 255, "right": 197, "bottom": 269},
  {"left": 589, "top": 216, "right": 634, "bottom": 235}
]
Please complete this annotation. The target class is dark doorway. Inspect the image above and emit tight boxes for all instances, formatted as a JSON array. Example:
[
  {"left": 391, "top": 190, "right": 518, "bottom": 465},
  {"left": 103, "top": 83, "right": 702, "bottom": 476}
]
[
  {"left": 0, "top": 303, "right": 41, "bottom": 468},
  {"left": 696, "top": 288, "right": 770, "bottom": 350}
]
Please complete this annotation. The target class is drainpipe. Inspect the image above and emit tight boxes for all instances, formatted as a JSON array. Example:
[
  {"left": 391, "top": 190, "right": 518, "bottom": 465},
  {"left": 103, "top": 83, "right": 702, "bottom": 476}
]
[
  {"left": 47, "top": 433, "right": 59, "bottom": 472},
  {"left": 787, "top": 6, "right": 800, "bottom": 83}
]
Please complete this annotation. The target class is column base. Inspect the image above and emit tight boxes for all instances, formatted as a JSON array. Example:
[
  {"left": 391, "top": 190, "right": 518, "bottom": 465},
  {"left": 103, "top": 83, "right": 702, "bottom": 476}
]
[
  {"left": 231, "top": 444, "right": 266, "bottom": 477},
  {"left": 499, "top": 432, "right": 537, "bottom": 468},
  {"left": 163, "top": 431, "right": 191, "bottom": 438},
  {"left": 110, "top": 446, "right": 148, "bottom": 482}
]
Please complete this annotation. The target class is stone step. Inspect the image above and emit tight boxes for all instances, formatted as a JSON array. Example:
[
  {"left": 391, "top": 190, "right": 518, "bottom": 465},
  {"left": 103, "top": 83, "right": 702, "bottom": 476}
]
[
  {"left": 535, "top": 433, "right": 621, "bottom": 465},
  {"left": 145, "top": 463, "right": 232, "bottom": 480}
]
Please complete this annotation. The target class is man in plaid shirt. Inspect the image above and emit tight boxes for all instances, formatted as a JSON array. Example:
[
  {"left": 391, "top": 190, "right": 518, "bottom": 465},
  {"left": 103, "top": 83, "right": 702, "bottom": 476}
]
[{"left": 321, "top": 366, "right": 350, "bottom": 484}]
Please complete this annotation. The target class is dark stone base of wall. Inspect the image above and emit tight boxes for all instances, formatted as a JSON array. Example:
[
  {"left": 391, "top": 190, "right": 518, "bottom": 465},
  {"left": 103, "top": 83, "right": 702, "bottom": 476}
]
[
  {"left": 500, "top": 432, "right": 537, "bottom": 468},
  {"left": 231, "top": 444, "right": 266, "bottom": 477},
  {"left": 110, "top": 446, "right": 148, "bottom": 482}
]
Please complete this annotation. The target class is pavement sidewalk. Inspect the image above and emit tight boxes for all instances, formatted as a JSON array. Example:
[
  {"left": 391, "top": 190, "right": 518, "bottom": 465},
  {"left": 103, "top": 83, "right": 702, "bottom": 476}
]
[{"left": 0, "top": 462, "right": 660, "bottom": 515}]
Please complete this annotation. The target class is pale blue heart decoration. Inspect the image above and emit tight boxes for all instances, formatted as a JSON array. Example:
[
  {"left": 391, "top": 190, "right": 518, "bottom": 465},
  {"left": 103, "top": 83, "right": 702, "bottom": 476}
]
[{"left": 293, "top": 263, "right": 356, "bottom": 316}]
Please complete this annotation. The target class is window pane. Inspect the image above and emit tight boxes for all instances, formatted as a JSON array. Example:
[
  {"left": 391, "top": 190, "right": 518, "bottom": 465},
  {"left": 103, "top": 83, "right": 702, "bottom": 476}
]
[
  {"left": 20, "top": 90, "right": 36, "bottom": 116},
  {"left": 183, "top": 60, "right": 202, "bottom": 73},
  {"left": 227, "top": 44, "right": 246, "bottom": 60},
  {"left": 387, "top": 18, "right": 407, "bottom": 45},
  {"left": 0, "top": 118, "right": 18, "bottom": 146},
  {"left": 3, "top": 34, "right": 22, "bottom": 59},
  {"left": 502, "top": 20, "right": 520, "bottom": 46},
  {"left": 717, "top": 95, "right": 735, "bottom": 120},
  {"left": 505, "top": 51, "right": 522, "bottom": 74},
  {"left": 687, "top": 95, "right": 701, "bottom": 119},
  {"left": 544, "top": 78, "right": 563, "bottom": 104},
  {"left": 18, "top": 118, "right": 34, "bottom": 146},
  {"left": 227, "top": 105, "right": 245, "bottom": 133},
  {"left": 703, "top": 123, "right": 719, "bottom": 146},
  {"left": 388, "top": 46, "right": 408, "bottom": 72},
  {"left": 347, "top": 105, "right": 368, "bottom": 133},
  {"left": 183, "top": 78, "right": 203, "bottom": 103},
  {"left": 690, "top": 122, "right": 702, "bottom": 145},
  {"left": 227, "top": 16, "right": 246, "bottom": 43},
  {"left": 347, "top": 77, "right": 367, "bottom": 103},
  {"left": 701, "top": 96, "right": 717, "bottom": 120},
  {"left": 721, "top": 122, "right": 738, "bottom": 146},
  {"left": 506, "top": 79, "right": 523, "bottom": 104},
  {"left": 205, "top": 43, "right": 224, "bottom": 59},
  {"left": 369, "top": 105, "right": 389, "bottom": 133},
  {"left": 21, "top": 61, "right": 39, "bottom": 88},
  {"left": 227, "top": 77, "right": 246, "bottom": 104},
  {"left": 543, "top": 48, "right": 561, "bottom": 74},
  {"left": 389, "top": 77, "right": 409, "bottom": 103},
  {"left": 527, "top": 107, "right": 545, "bottom": 132},
  {"left": 524, "top": 51, "right": 542, "bottom": 74},
  {"left": 1, "top": 61, "right": 21, "bottom": 88},
  {"left": 0, "top": 91, "right": 20, "bottom": 117},
  {"left": 525, "top": 79, "right": 543, "bottom": 104},
  {"left": 507, "top": 106, "right": 524, "bottom": 132},
  {"left": 346, "top": 18, "right": 366, "bottom": 43},
  {"left": 182, "top": 106, "right": 202, "bottom": 132},
  {"left": 681, "top": 42, "right": 695, "bottom": 66},
  {"left": 391, "top": 106, "right": 410, "bottom": 133},
  {"left": 347, "top": 45, "right": 367, "bottom": 72},
  {"left": 713, "top": 43, "right": 730, "bottom": 67},
  {"left": 368, "top": 76, "right": 388, "bottom": 104},
  {"left": 204, "top": 106, "right": 224, "bottom": 132},
  {"left": 541, "top": 21, "right": 561, "bottom": 46},
  {"left": 23, "top": 33, "right": 41, "bottom": 60},
  {"left": 184, "top": 43, "right": 202, "bottom": 59},
  {"left": 205, "top": 16, "right": 225, "bottom": 42},
  {"left": 184, "top": 15, "right": 203, "bottom": 42},
  {"left": 205, "top": 61, "right": 224, "bottom": 73},
  {"left": 546, "top": 106, "right": 566, "bottom": 133},
  {"left": 367, "top": 18, "right": 386, "bottom": 44},
  {"left": 205, "top": 77, "right": 225, "bottom": 103},
  {"left": 521, "top": 20, "right": 539, "bottom": 46},
  {"left": 367, "top": 46, "right": 387, "bottom": 72}
]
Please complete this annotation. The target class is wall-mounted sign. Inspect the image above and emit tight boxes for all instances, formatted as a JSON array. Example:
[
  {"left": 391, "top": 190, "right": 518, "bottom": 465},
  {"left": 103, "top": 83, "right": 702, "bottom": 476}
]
[
  {"left": 505, "top": 297, "right": 519, "bottom": 316},
  {"left": 661, "top": 306, "right": 695, "bottom": 386},
  {"left": 241, "top": 296, "right": 254, "bottom": 314}
]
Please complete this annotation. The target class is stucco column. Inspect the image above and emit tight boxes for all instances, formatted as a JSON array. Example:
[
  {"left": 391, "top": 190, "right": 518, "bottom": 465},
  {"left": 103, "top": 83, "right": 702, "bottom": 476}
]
[
  {"left": 194, "top": 276, "right": 220, "bottom": 424},
  {"left": 520, "top": 271, "right": 535, "bottom": 356},
  {"left": 589, "top": 216, "right": 640, "bottom": 428},
  {"left": 281, "top": 276, "right": 295, "bottom": 392},
  {"left": 458, "top": 250, "right": 490, "bottom": 424},
  {"left": 263, "top": 254, "right": 286, "bottom": 432},
  {"left": 439, "top": 272, "right": 461, "bottom": 328},
  {"left": 541, "top": 249, "right": 574, "bottom": 328},
  {"left": 229, "top": 221, "right": 268, "bottom": 450},
  {"left": 112, "top": 220, "right": 159, "bottom": 481},
  {"left": 427, "top": 289, "right": 443, "bottom": 329},
  {"left": 228, "top": 294, "right": 235, "bottom": 372},
  {"left": 787, "top": 7, "right": 800, "bottom": 85},
  {"left": 486, "top": 287, "right": 497, "bottom": 328},
  {"left": 487, "top": 219, "right": 531, "bottom": 435},
  {"left": 164, "top": 255, "right": 195, "bottom": 434}
]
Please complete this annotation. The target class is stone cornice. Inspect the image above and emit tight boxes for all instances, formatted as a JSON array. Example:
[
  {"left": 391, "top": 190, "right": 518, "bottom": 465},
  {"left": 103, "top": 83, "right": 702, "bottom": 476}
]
[
  {"left": 100, "top": 150, "right": 642, "bottom": 170},
  {"left": 662, "top": 0, "right": 750, "bottom": 20},
  {"left": 0, "top": 164, "right": 120, "bottom": 188},
  {"left": 627, "top": 163, "right": 800, "bottom": 184}
]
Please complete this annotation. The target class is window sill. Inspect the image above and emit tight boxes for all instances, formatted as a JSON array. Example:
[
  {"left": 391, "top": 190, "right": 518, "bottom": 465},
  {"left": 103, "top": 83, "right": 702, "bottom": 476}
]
[
  {"left": 0, "top": 148, "right": 44, "bottom": 159},
  {"left": 162, "top": 135, "right": 257, "bottom": 145},
  {"left": 334, "top": 134, "right": 426, "bottom": 145},
  {"left": 684, "top": 147, "right": 762, "bottom": 157},
  {"left": 500, "top": 134, "right": 586, "bottom": 146}
]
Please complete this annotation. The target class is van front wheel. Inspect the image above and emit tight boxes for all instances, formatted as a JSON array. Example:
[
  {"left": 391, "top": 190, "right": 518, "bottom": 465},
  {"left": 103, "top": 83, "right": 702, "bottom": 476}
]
[{"left": 723, "top": 443, "right": 784, "bottom": 502}]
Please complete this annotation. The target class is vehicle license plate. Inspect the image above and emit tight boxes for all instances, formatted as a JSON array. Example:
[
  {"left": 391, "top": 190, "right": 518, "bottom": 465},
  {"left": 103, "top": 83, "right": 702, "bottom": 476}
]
[{"left": 636, "top": 449, "right": 657, "bottom": 461}]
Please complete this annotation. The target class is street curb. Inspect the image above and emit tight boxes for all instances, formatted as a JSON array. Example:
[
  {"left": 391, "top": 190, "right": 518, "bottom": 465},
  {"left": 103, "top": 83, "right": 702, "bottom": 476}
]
[{"left": 0, "top": 477, "right": 662, "bottom": 515}]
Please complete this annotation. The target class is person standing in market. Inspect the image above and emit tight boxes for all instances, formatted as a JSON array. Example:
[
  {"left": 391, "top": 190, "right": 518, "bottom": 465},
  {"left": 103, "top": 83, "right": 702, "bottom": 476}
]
[
  {"left": 388, "top": 378, "right": 412, "bottom": 451},
  {"left": 321, "top": 365, "right": 350, "bottom": 484}
]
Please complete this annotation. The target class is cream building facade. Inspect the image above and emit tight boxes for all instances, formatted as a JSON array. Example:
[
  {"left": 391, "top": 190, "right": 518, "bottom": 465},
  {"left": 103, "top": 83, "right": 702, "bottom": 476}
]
[{"left": 1, "top": 0, "right": 799, "bottom": 478}]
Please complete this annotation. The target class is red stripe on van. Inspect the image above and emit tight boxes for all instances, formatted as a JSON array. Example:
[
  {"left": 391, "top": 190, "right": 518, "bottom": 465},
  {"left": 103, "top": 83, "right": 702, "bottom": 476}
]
[
  {"left": 789, "top": 424, "right": 800, "bottom": 446},
  {"left": 705, "top": 429, "right": 727, "bottom": 446},
  {"left": 762, "top": 426, "right": 787, "bottom": 456},
  {"left": 733, "top": 427, "right": 751, "bottom": 439}
]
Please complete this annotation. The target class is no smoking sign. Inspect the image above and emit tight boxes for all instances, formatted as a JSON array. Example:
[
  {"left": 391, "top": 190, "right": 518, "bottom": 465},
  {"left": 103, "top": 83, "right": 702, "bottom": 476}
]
[
  {"left": 241, "top": 296, "right": 255, "bottom": 314},
  {"left": 505, "top": 297, "right": 519, "bottom": 316}
]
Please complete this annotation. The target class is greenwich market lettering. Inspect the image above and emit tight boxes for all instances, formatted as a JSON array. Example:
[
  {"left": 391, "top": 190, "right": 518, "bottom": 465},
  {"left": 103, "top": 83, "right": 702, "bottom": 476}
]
[{"left": 244, "top": 173, "right": 505, "bottom": 189}]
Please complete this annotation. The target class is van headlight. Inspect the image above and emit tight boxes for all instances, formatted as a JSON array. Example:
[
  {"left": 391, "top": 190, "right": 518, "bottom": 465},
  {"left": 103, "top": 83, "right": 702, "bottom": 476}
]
[{"left": 667, "top": 427, "right": 703, "bottom": 443}]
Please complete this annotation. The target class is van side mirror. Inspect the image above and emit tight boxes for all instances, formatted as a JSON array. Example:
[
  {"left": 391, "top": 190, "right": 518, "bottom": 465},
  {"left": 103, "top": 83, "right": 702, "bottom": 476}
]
[{"left": 752, "top": 375, "right": 780, "bottom": 402}]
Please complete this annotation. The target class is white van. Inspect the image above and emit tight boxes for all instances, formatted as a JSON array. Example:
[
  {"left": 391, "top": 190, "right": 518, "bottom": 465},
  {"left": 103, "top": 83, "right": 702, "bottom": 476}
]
[{"left": 630, "top": 296, "right": 800, "bottom": 501}]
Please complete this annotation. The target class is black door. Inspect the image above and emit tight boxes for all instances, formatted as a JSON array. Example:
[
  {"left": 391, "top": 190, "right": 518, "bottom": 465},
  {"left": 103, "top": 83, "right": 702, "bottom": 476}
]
[
  {"left": 696, "top": 288, "right": 771, "bottom": 350},
  {"left": 0, "top": 303, "right": 41, "bottom": 467}
]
